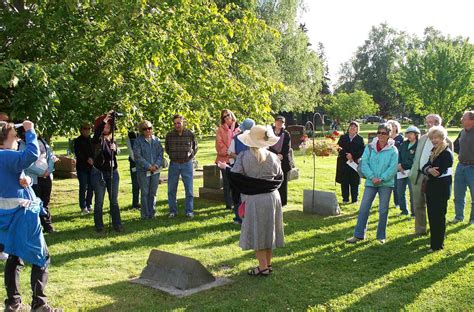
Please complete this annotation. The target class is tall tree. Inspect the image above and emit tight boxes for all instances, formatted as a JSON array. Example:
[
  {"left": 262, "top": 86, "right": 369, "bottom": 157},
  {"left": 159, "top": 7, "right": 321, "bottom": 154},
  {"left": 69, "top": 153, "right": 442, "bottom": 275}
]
[
  {"left": 324, "top": 90, "right": 377, "bottom": 122},
  {"left": 351, "top": 23, "right": 407, "bottom": 116},
  {"left": 392, "top": 37, "right": 473, "bottom": 125}
]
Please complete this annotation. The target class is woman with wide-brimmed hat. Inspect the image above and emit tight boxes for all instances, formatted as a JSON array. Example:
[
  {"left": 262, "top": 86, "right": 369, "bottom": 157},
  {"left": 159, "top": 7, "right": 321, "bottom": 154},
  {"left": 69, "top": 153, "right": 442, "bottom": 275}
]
[{"left": 218, "top": 125, "right": 284, "bottom": 276}]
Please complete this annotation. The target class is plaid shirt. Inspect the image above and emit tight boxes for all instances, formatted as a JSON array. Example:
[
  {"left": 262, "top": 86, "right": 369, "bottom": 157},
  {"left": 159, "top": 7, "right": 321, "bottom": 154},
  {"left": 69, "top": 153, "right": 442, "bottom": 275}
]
[{"left": 165, "top": 129, "right": 198, "bottom": 163}]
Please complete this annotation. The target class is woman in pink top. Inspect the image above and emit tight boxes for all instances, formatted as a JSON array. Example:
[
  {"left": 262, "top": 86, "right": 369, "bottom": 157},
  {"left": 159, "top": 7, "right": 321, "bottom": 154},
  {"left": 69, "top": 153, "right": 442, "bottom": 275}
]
[{"left": 215, "top": 109, "right": 240, "bottom": 210}]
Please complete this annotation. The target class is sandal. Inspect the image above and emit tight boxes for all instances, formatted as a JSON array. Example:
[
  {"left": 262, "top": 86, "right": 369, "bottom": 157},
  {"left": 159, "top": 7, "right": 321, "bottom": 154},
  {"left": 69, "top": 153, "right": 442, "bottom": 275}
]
[
  {"left": 268, "top": 264, "right": 273, "bottom": 272},
  {"left": 247, "top": 266, "right": 270, "bottom": 276}
]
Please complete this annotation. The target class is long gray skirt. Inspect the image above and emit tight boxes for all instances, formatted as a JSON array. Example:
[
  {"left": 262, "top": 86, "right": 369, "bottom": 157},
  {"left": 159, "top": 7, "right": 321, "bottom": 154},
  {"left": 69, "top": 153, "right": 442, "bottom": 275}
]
[{"left": 239, "top": 190, "right": 285, "bottom": 250}]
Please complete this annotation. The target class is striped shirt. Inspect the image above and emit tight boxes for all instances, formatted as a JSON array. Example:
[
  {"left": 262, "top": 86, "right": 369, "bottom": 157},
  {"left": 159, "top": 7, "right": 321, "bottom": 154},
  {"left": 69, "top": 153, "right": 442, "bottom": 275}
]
[{"left": 165, "top": 129, "right": 198, "bottom": 163}]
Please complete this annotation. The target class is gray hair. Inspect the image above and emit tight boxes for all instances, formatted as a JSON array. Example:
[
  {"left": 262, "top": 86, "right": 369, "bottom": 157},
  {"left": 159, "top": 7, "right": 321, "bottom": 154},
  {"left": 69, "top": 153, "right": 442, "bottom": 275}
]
[
  {"left": 464, "top": 110, "right": 474, "bottom": 120},
  {"left": 378, "top": 122, "right": 393, "bottom": 133},
  {"left": 426, "top": 114, "right": 442, "bottom": 126},
  {"left": 387, "top": 119, "right": 401, "bottom": 134}
]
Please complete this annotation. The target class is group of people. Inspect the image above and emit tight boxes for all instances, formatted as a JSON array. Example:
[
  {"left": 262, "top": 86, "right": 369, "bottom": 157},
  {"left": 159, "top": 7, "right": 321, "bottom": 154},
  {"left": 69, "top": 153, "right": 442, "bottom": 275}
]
[
  {"left": 339, "top": 112, "right": 474, "bottom": 252},
  {"left": 73, "top": 112, "right": 198, "bottom": 233}
]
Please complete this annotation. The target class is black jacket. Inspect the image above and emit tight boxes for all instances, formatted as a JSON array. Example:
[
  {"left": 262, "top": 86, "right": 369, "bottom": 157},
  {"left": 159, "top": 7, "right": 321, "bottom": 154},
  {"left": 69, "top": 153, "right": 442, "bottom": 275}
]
[
  {"left": 74, "top": 135, "right": 94, "bottom": 171},
  {"left": 336, "top": 133, "right": 365, "bottom": 184},
  {"left": 422, "top": 147, "right": 453, "bottom": 199},
  {"left": 92, "top": 121, "right": 118, "bottom": 172},
  {"left": 269, "top": 127, "right": 291, "bottom": 173}
]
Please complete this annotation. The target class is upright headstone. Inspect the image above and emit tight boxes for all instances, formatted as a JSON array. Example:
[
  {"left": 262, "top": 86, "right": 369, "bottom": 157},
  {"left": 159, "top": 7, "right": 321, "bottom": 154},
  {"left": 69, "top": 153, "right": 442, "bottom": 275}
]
[
  {"left": 199, "top": 165, "right": 224, "bottom": 201},
  {"left": 303, "top": 190, "right": 341, "bottom": 216},
  {"left": 287, "top": 125, "right": 305, "bottom": 150}
]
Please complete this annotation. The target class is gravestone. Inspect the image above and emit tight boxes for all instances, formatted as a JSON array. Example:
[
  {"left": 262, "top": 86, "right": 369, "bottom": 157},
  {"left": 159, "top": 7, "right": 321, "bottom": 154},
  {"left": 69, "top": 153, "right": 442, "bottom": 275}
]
[
  {"left": 130, "top": 249, "right": 231, "bottom": 297},
  {"left": 367, "top": 132, "right": 377, "bottom": 143},
  {"left": 303, "top": 190, "right": 341, "bottom": 216},
  {"left": 199, "top": 165, "right": 224, "bottom": 201},
  {"left": 286, "top": 125, "right": 305, "bottom": 150}
]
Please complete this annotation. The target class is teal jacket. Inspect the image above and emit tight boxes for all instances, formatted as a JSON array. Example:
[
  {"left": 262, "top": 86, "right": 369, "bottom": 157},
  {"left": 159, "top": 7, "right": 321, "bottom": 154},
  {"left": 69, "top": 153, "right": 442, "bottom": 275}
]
[{"left": 361, "top": 137, "right": 399, "bottom": 188}]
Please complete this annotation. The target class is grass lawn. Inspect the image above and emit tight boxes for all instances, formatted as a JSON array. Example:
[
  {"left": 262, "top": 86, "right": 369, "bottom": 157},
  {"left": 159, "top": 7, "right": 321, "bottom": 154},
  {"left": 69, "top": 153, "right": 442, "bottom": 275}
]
[{"left": 1, "top": 125, "right": 472, "bottom": 311}]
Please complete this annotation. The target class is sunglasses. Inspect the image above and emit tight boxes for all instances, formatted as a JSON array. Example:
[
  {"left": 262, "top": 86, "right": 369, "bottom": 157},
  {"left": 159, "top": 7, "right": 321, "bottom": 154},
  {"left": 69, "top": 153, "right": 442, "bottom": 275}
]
[
  {"left": 143, "top": 127, "right": 152, "bottom": 131},
  {"left": 377, "top": 131, "right": 389, "bottom": 135},
  {"left": 223, "top": 114, "right": 231, "bottom": 118}
]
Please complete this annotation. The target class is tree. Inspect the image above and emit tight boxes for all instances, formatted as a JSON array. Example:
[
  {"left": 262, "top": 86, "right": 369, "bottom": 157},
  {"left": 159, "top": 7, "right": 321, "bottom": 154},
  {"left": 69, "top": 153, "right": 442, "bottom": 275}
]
[
  {"left": 392, "top": 38, "right": 473, "bottom": 125},
  {"left": 324, "top": 90, "right": 377, "bottom": 122},
  {"left": 351, "top": 23, "right": 407, "bottom": 116}
]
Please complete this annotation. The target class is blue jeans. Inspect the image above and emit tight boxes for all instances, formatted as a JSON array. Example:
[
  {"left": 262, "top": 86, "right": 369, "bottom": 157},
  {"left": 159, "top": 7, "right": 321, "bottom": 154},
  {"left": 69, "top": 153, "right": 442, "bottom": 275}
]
[
  {"left": 130, "top": 167, "right": 140, "bottom": 207},
  {"left": 397, "top": 177, "right": 414, "bottom": 215},
  {"left": 168, "top": 160, "right": 194, "bottom": 214},
  {"left": 91, "top": 168, "right": 122, "bottom": 230},
  {"left": 77, "top": 168, "right": 93, "bottom": 210},
  {"left": 354, "top": 186, "right": 392, "bottom": 240},
  {"left": 454, "top": 163, "right": 474, "bottom": 222},
  {"left": 137, "top": 171, "right": 160, "bottom": 218}
]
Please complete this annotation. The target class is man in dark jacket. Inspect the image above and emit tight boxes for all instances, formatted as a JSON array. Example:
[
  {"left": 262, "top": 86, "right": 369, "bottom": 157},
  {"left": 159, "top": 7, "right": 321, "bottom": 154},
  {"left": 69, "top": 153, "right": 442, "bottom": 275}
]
[{"left": 74, "top": 122, "right": 95, "bottom": 214}]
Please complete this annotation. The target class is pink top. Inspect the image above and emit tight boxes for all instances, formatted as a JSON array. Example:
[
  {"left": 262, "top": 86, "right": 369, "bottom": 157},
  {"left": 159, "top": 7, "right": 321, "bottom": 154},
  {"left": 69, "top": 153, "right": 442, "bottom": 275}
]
[{"left": 215, "top": 123, "right": 237, "bottom": 163}]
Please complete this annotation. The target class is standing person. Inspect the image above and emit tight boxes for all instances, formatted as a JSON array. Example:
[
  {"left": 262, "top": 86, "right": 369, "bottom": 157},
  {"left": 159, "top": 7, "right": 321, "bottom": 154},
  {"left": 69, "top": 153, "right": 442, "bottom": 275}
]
[
  {"left": 218, "top": 125, "right": 284, "bottom": 276},
  {"left": 0, "top": 112, "right": 9, "bottom": 122},
  {"left": 396, "top": 126, "right": 420, "bottom": 216},
  {"left": 0, "top": 112, "right": 9, "bottom": 259},
  {"left": 387, "top": 120, "right": 404, "bottom": 209},
  {"left": 20, "top": 133, "right": 57, "bottom": 234},
  {"left": 346, "top": 123, "right": 398, "bottom": 244},
  {"left": 269, "top": 116, "right": 292, "bottom": 206},
  {"left": 0, "top": 120, "right": 62, "bottom": 312},
  {"left": 165, "top": 114, "right": 198, "bottom": 218},
  {"left": 422, "top": 126, "right": 453, "bottom": 251},
  {"left": 215, "top": 109, "right": 239, "bottom": 210},
  {"left": 452, "top": 111, "right": 474, "bottom": 224},
  {"left": 227, "top": 118, "right": 255, "bottom": 225},
  {"left": 74, "top": 122, "right": 95, "bottom": 214},
  {"left": 335, "top": 121, "right": 365, "bottom": 204},
  {"left": 91, "top": 112, "right": 123, "bottom": 233},
  {"left": 410, "top": 114, "right": 453, "bottom": 236},
  {"left": 126, "top": 129, "right": 140, "bottom": 210},
  {"left": 133, "top": 120, "right": 164, "bottom": 219}
]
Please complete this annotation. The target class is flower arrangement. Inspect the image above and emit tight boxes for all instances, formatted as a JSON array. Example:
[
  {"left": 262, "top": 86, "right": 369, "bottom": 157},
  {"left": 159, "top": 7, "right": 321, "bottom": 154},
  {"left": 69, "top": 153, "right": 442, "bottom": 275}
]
[{"left": 298, "top": 132, "right": 340, "bottom": 157}]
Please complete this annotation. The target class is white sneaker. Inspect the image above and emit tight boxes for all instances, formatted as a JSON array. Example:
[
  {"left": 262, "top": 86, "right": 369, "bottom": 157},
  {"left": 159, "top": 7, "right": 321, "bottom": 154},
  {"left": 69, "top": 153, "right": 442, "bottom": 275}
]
[
  {"left": 81, "top": 208, "right": 90, "bottom": 214},
  {"left": 168, "top": 212, "right": 177, "bottom": 218},
  {"left": 185, "top": 212, "right": 194, "bottom": 218},
  {"left": 0, "top": 252, "right": 9, "bottom": 260}
]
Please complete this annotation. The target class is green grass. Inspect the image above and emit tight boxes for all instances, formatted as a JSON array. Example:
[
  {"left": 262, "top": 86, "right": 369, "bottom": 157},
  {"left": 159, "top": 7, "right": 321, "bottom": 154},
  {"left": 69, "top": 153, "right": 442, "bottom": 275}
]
[{"left": 1, "top": 127, "right": 472, "bottom": 311}]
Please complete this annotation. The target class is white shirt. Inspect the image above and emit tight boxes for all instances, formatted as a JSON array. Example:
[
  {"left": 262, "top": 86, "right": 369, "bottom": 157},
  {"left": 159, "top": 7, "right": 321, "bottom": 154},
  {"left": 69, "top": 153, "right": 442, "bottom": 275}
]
[{"left": 420, "top": 137, "right": 433, "bottom": 169}]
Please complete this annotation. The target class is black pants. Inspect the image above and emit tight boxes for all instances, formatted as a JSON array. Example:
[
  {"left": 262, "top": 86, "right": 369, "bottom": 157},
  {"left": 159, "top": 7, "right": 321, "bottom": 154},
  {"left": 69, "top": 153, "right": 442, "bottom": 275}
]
[
  {"left": 4, "top": 255, "right": 48, "bottom": 308},
  {"left": 426, "top": 190, "right": 448, "bottom": 250},
  {"left": 278, "top": 171, "right": 288, "bottom": 206},
  {"left": 32, "top": 176, "right": 54, "bottom": 231},
  {"left": 341, "top": 182, "right": 359, "bottom": 203}
]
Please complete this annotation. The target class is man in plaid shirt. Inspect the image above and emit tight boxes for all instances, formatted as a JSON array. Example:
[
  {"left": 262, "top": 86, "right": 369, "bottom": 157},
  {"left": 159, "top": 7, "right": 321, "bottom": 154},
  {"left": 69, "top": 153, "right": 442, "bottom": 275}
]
[{"left": 165, "top": 114, "right": 198, "bottom": 218}]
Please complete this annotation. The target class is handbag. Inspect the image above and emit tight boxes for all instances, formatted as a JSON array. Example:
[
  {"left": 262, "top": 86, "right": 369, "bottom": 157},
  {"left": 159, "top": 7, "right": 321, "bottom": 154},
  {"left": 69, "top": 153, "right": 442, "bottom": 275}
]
[
  {"left": 357, "top": 146, "right": 372, "bottom": 179},
  {"left": 238, "top": 201, "right": 246, "bottom": 218}
]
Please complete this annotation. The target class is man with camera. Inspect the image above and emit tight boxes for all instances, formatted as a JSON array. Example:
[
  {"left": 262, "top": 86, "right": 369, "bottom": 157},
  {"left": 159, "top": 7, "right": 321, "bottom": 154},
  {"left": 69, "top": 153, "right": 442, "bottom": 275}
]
[
  {"left": 91, "top": 111, "right": 124, "bottom": 233},
  {"left": 0, "top": 120, "right": 62, "bottom": 311}
]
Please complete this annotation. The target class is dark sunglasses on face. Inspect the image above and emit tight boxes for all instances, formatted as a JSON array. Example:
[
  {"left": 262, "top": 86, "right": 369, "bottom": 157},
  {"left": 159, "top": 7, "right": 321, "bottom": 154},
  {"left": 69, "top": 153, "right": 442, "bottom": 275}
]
[
  {"left": 377, "top": 131, "right": 388, "bottom": 135},
  {"left": 143, "top": 127, "right": 152, "bottom": 131},
  {"left": 223, "top": 114, "right": 230, "bottom": 119}
]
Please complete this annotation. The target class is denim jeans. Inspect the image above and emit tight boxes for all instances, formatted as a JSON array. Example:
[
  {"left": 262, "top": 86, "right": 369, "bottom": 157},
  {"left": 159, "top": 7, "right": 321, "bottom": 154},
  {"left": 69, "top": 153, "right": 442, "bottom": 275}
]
[
  {"left": 220, "top": 168, "right": 233, "bottom": 210},
  {"left": 137, "top": 171, "right": 160, "bottom": 218},
  {"left": 392, "top": 174, "right": 399, "bottom": 206},
  {"left": 130, "top": 167, "right": 140, "bottom": 208},
  {"left": 354, "top": 186, "right": 392, "bottom": 240},
  {"left": 454, "top": 163, "right": 474, "bottom": 222},
  {"left": 91, "top": 168, "right": 122, "bottom": 230},
  {"left": 167, "top": 160, "right": 194, "bottom": 214},
  {"left": 397, "top": 177, "right": 414, "bottom": 215},
  {"left": 77, "top": 168, "right": 93, "bottom": 210}
]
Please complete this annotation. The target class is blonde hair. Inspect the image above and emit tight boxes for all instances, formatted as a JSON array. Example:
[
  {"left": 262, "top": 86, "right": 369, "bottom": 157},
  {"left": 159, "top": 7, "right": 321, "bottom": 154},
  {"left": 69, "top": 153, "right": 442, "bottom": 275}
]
[
  {"left": 387, "top": 119, "right": 401, "bottom": 134},
  {"left": 250, "top": 147, "right": 268, "bottom": 164},
  {"left": 428, "top": 126, "right": 448, "bottom": 162}
]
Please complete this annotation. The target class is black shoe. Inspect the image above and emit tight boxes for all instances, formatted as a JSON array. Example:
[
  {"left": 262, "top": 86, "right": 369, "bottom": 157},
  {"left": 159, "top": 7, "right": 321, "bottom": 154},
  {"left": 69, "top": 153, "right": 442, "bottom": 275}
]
[
  {"left": 113, "top": 225, "right": 124, "bottom": 232},
  {"left": 44, "top": 227, "right": 55, "bottom": 234},
  {"left": 5, "top": 302, "right": 30, "bottom": 312},
  {"left": 95, "top": 227, "right": 104, "bottom": 233}
]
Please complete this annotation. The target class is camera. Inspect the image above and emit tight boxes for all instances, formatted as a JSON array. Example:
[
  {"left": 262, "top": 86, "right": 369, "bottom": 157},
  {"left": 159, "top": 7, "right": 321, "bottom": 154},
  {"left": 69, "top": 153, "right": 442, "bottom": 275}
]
[{"left": 111, "top": 111, "right": 124, "bottom": 118}]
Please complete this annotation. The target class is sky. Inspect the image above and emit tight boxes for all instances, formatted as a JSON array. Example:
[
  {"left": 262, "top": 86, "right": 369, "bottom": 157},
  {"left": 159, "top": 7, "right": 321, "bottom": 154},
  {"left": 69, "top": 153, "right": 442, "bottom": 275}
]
[{"left": 301, "top": 0, "right": 474, "bottom": 85}]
